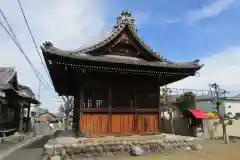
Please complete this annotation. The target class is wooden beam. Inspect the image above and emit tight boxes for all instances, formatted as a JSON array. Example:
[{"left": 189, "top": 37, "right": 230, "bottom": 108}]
[
  {"left": 73, "top": 95, "right": 78, "bottom": 132},
  {"left": 18, "top": 103, "right": 24, "bottom": 133},
  {"left": 133, "top": 89, "right": 138, "bottom": 133},
  {"left": 79, "top": 108, "right": 159, "bottom": 113},
  {"left": 108, "top": 86, "right": 112, "bottom": 133},
  {"left": 26, "top": 103, "right": 31, "bottom": 132},
  {"left": 75, "top": 70, "right": 85, "bottom": 136},
  {"left": 157, "top": 75, "right": 161, "bottom": 132},
  {"left": 79, "top": 85, "right": 84, "bottom": 134}
]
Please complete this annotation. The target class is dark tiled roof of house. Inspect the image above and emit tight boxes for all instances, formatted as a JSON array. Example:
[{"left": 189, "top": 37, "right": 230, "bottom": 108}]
[
  {"left": 17, "top": 84, "right": 40, "bottom": 104},
  {"left": 0, "top": 67, "right": 16, "bottom": 85},
  {"left": 0, "top": 67, "right": 16, "bottom": 92},
  {"left": 38, "top": 112, "right": 56, "bottom": 118},
  {"left": 18, "top": 84, "right": 35, "bottom": 99}
]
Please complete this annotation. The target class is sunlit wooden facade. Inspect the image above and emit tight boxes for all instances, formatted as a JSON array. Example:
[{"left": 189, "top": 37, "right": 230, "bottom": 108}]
[{"left": 41, "top": 11, "right": 203, "bottom": 136}]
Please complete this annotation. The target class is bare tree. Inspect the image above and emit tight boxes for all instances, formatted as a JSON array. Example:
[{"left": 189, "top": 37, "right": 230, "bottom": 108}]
[
  {"left": 58, "top": 96, "right": 74, "bottom": 130},
  {"left": 209, "top": 83, "right": 236, "bottom": 144},
  {"left": 162, "top": 86, "right": 175, "bottom": 134}
]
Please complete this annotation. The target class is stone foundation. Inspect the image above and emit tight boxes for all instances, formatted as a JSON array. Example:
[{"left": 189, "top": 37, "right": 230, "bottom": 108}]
[{"left": 43, "top": 134, "right": 202, "bottom": 160}]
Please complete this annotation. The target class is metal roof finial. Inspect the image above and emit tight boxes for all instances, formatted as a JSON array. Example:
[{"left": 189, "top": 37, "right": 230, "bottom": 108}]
[{"left": 116, "top": 10, "right": 138, "bottom": 31}]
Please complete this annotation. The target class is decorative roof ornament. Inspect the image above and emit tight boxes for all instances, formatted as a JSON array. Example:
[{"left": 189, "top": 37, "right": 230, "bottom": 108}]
[
  {"left": 43, "top": 41, "right": 53, "bottom": 48},
  {"left": 116, "top": 10, "right": 138, "bottom": 32}
]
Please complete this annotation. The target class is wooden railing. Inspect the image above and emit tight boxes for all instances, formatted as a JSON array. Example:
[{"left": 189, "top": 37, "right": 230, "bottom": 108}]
[{"left": 166, "top": 88, "right": 211, "bottom": 97}]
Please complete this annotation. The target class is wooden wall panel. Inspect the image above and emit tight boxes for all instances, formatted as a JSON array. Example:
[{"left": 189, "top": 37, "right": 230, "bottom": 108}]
[
  {"left": 137, "top": 114, "right": 159, "bottom": 133},
  {"left": 80, "top": 114, "right": 109, "bottom": 135},
  {"left": 111, "top": 114, "right": 134, "bottom": 133},
  {"left": 80, "top": 113, "right": 159, "bottom": 136}
]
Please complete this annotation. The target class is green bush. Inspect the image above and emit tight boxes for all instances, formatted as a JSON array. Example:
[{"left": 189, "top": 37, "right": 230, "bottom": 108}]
[{"left": 176, "top": 91, "right": 196, "bottom": 112}]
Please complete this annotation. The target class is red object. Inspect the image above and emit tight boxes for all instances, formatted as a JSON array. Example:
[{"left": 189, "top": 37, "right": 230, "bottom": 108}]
[{"left": 188, "top": 109, "right": 208, "bottom": 119}]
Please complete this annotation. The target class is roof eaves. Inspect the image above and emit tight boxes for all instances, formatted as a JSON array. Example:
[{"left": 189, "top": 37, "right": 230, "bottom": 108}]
[{"left": 40, "top": 23, "right": 125, "bottom": 56}]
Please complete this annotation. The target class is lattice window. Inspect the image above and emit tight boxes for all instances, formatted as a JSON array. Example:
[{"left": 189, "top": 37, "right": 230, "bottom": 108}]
[{"left": 84, "top": 88, "right": 107, "bottom": 108}]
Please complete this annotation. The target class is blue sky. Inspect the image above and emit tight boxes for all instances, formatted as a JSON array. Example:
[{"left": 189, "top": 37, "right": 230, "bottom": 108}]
[
  {"left": 104, "top": 0, "right": 240, "bottom": 61},
  {"left": 0, "top": 0, "right": 240, "bottom": 112}
]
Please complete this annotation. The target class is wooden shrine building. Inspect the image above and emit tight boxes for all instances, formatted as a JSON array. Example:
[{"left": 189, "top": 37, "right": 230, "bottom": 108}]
[
  {"left": 0, "top": 67, "right": 40, "bottom": 136},
  {"left": 41, "top": 11, "right": 203, "bottom": 136}
]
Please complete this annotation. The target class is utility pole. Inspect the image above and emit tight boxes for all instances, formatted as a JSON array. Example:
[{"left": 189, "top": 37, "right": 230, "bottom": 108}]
[
  {"left": 162, "top": 86, "right": 175, "bottom": 134},
  {"left": 209, "top": 83, "right": 229, "bottom": 144},
  {"left": 33, "top": 83, "right": 41, "bottom": 137}
]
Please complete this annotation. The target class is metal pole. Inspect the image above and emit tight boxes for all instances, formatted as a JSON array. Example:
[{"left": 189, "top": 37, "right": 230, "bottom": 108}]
[
  {"left": 211, "top": 83, "right": 229, "bottom": 144},
  {"left": 37, "top": 83, "right": 41, "bottom": 100},
  {"left": 36, "top": 83, "right": 41, "bottom": 134}
]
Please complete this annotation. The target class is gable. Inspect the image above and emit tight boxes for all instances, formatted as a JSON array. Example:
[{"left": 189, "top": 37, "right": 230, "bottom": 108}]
[{"left": 95, "top": 26, "right": 160, "bottom": 61}]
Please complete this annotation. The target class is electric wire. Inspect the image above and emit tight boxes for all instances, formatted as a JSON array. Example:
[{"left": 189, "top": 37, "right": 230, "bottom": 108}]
[
  {"left": 0, "top": 10, "right": 50, "bottom": 87},
  {"left": 17, "top": 0, "right": 52, "bottom": 82}
]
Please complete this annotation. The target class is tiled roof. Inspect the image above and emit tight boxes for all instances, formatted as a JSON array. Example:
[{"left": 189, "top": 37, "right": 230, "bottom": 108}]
[
  {"left": 0, "top": 67, "right": 16, "bottom": 85},
  {"left": 46, "top": 53, "right": 202, "bottom": 69},
  {"left": 17, "top": 84, "right": 40, "bottom": 104},
  {"left": 41, "top": 11, "right": 203, "bottom": 70},
  {"left": 18, "top": 84, "right": 36, "bottom": 99},
  {"left": 41, "top": 11, "right": 163, "bottom": 60}
]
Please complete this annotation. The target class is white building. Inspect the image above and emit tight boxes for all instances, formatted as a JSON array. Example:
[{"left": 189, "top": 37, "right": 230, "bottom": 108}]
[
  {"left": 23, "top": 106, "right": 46, "bottom": 117},
  {"left": 222, "top": 95, "right": 240, "bottom": 118}
]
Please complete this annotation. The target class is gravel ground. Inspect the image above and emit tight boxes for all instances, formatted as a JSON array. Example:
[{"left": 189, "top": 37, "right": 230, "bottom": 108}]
[
  {"left": 2, "top": 135, "right": 51, "bottom": 160},
  {"left": 2, "top": 131, "right": 59, "bottom": 160},
  {"left": 90, "top": 138, "right": 240, "bottom": 160},
  {"left": 0, "top": 133, "right": 35, "bottom": 155},
  {"left": 3, "top": 133, "right": 240, "bottom": 160},
  {"left": 124, "top": 139, "right": 240, "bottom": 160}
]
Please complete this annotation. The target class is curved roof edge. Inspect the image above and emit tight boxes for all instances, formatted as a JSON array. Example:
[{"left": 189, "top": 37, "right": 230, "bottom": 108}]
[
  {"left": 41, "top": 10, "right": 165, "bottom": 61},
  {"left": 42, "top": 50, "right": 204, "bottom": 70},
  {"left": 40, "top": 10, "right": 204, "bottom": 70}
]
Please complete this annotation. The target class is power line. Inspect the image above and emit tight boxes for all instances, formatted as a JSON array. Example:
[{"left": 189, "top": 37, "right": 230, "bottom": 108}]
[
  {"left": 197, "top": 0, "right": 208, "bottom": 50},
  {"left": 17, "top": 0, "right": 52, "bottom": 82},
  {"left": 0, "top": 9, "right": 20, "bottom": 47},
  {"left": 0, "top": 9, "right": 50, "bottom": 87}
]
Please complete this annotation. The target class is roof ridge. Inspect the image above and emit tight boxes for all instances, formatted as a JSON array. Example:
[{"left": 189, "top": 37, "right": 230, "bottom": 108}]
[
  {"left": 0, "top": 67, "right": 16, "bottom": 84},
  {"left": 41, "top": 10, "right": 164, "bottom": 61}
]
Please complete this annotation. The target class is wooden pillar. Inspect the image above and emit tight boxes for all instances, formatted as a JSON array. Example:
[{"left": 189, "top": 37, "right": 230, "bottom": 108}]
[
  {"left": 133, "top": 90, "right": 138, "bottom": 133},
  {"left": 26, "top": 103, "right": 30, "bottom": 132},
  {"left": 76, "top": 70, "right": 85, "bottom": 136},
  {"left": 18, "top": 102, "right": 24, "bottom": 133},
  {"left": 73, "top": 96, "right": 78, "bottom": 132},
  {"left": 75, "top": 88, "right": 81, "bottom": 135},
  {"left": 79, "top": 85, "right": 84, "bottom": 134},
  {"left": 16, "top": 98, "right": 21, "bottom": 131},
  {"left": 157, "top": 75, "right": 161, "bottom": 132},
  {"left": 108, "top": 86, "right": 112, "bottom": 133}
]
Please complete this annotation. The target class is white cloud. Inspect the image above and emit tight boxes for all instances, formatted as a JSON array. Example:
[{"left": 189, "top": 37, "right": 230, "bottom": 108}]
[
  {"left": 0, "top": 0, "right": 108, "bottom": 113},
  {"left": 136, "top": 0, "right": 236, "bottom": 27},
  {"left": 187, "top": 0, "right": 236, "bottom": 24},
  {"left": 169, "top": 46, "right": 240, "bottom": 95}
]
